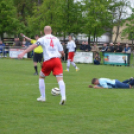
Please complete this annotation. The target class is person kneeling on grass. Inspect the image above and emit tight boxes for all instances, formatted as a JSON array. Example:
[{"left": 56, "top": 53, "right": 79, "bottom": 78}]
[
  {"left": 89, "top": 77, "right": 134, "bottom": 89},
  {"left": 94, "top": 53, "right": 101, "bottom": 65}
]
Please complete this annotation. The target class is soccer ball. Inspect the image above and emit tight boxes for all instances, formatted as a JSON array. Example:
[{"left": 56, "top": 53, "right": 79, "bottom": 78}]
[{"left": 51, "top": 87, "right": 60, "bottom": 96}]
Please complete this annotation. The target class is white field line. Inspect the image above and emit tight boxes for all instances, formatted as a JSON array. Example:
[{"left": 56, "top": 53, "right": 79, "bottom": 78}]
[{"left": 0, "top": 82, "right": 90, "bottom": 86}]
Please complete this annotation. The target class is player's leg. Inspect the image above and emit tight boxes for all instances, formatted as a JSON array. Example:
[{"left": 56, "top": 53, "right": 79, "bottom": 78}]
[
  {"left": 38, "top": 53, "right": 43, "bottom": 69},
  {"left": 37, "top": 74, "right": 46, "bottom": 102},
  {"left": 37, "top": 61, "right": 51, "bottom": 102},
  {"left": 70, "top": 52, "right": 79, "bottom": 71},
  {"left": 33, "top": 53, "right": 38, "bottom": 75},
  {"left": 53, "top": 58, "right": 66, "bottom": 105},
  {"left": 129, "top": 79, "right": 134, "bottom": 86},
  {"left": 122, "top": 79, "right": 130, "bottom": 83},
  {"left": 65, "top": 52, "right": 71, "bottom": 72},
  {"left": 34, "top": 62, "right": 38, "bottom": 75},
  {"left": 70, "top": 61, "right": 79, "bottom": 71},
  {"left": 56, "top": 76, "right": 66, "bottom": 105},
  {"left": 115, "top": 80, "right": 131, "bottom": 88},
  {"left": 122, "top": 77, "right": 134, "bottom": 84},
  {"left": 65, "top": 59, "right": 70, "bottom": 72}
]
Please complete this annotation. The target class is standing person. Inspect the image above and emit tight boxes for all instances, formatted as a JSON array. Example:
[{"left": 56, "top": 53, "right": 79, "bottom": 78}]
[
  {"left": 61, "top": 42, "right": 66, "bottom": 61},
  {"left": 122, "top": 44, "right": 131, "bottom": 66},
  {"left": 0, "top": 40, "right": 5, "bottom": 57},
  {"left": 84, "top": 41, "right": 91, "bottom": 52},
  {"left": 20, "top": 34, "right": 43, "bottom": 75},
  {"left": 18, "top": 26, "right": 66, "bottom": 105},
  {"left": 122, "top": 44, "right": 131, "bottom": 54},
  {"left": 91, "top": 44, "right": 100, "bottom": 53},
  {"left": 65, "top": 35, "right": 79, "bottom": 72},
  {"left": 13, "top": 37, "right": 22, "bottom": 47},
  {"left": 107, "top": 42, "right": 115, "bottom": 52},
  {"left": 101, "top": 44, "right": 108, "bottom": 52},
  {"left": 115, "top": 42, "right": 123, "bottom": 52}
]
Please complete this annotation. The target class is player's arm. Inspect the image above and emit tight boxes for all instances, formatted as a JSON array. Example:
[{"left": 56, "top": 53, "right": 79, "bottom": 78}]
[
  {"left": 100, "top": 83, "right": 108, "bottom": 89},
  {"left": 73, "top": 42, "right": 77, "bottom": 52},
  {"left": 59, "top": 51, "right": 65, "bottom": 57},
  {"left": 18, "top": 44, "right": 37, "bottom": 58},
  {"left": 20, "top": 33, "right": 32, "bottom": 42},
  {"left": 93, "top": 85, "right": 103, "bottom": 89}
]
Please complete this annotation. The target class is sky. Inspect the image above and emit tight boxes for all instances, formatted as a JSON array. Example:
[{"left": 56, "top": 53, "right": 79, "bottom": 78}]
[
  {"left": 127, "top": 0, "right": 133, "bottom": 14},
  {"left": 74, "top": 0, "right": 133, "bottom": 17}
]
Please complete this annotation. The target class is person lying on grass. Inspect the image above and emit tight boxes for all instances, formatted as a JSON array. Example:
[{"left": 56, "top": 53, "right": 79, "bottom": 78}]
[{"left": 89, "top": 77, "right": 134, "bottom": 89}]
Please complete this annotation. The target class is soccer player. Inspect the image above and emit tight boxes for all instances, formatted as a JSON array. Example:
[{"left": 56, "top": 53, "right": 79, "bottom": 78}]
[
  {"left": 90, "top": 77, "right": 134, "bottom": 89},
  {"left": 18, "top": 26, "right": 66, "bottom": 105},
  {"left": 21, "top": 33, "right": 43, "bottom": 75},
  {"left": 65, "top": 35, "right": 79, "bottom": 72}
]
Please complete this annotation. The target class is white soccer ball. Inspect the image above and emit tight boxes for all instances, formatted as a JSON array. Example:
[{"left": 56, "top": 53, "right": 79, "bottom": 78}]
[{"left": 51, "top": 87, "right": 60, "bottom": 96}]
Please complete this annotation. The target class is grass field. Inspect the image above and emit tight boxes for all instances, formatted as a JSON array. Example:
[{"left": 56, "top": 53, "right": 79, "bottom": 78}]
[{"left": 1, "top": 58, "right": 134, "bottom": 134}]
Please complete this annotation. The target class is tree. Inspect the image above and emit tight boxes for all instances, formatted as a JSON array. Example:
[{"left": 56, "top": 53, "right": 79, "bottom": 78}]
[
  {"left": 13, "top": 0, "right": 43, "bottom": 25},
  {"left": 0, "top": 0, "right": 24, "bottom": 39},
  {"left": 122, "top": 8, "right": 134, "bottom": 40},
  {"left": 26, "top": 0, "right": 83, "bottom": 38},
  {"left": 82, "top": 0, "right": 113, "bottom": 44},
  {"left": 110, "top": 0, "right": 131, "bottom": 44}
]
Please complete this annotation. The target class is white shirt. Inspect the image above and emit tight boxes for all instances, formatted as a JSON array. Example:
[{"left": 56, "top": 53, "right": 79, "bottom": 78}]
[
  {"left": 99, "top": 78, "right": 116, "bottom": 88},
  {"left": 36, "top": 34, "right": 63, "bottom": 61},
  {"left": 67, "top": 40, "right": 76, "bottom": 52}
]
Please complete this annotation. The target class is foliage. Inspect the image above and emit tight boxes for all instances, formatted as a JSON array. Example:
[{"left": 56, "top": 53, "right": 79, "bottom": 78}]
[
  {"left": 122, "top": 8, "right": 134, "bottom": 40},
  {"left": 0, "top": 0, "right": 25, "bottom": 38},
  {"left": 26, "top": 0, "right": 83, "bottom": 37},
  {"left": 0, "top": 0, "right": 133, "bottom": 40},
  {"left": 82, "top": 0, "right": 113, "bottom": 42}
]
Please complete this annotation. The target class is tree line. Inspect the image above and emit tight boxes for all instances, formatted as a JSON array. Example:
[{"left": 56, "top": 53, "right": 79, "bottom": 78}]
[{"left": 0, "top": 0, "right": 133, "bottom": 44}]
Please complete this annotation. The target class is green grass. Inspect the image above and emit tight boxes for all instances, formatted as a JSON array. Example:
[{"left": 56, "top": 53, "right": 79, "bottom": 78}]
[{"left": 0, "top": 58, "right": 134, "bottom": 134}]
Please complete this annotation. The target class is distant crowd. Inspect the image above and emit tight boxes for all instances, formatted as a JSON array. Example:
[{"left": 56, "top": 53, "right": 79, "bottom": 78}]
[
  {"left": 0, "top": 36, "right": 132, "bottom": 62},
  {"left": 78, "top": 42, "right": 131, "bottom": 65},
  {"left": 79, "top": 41, "right": 131, "bottom": 54},
  {"left": 0, "top": 37, "right": 32, "bottom": 57}
]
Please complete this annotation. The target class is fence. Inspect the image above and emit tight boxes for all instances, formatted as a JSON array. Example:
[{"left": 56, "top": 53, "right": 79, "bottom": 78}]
[
  {"left": 1, "top": 46, "right": 134, "bottom": 66},
  {"left": 0, "top": 46, "right": 30, "bottom": 58}
]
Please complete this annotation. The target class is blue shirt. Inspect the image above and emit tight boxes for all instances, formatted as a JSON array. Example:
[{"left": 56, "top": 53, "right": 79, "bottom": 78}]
[
  {"left": 124, "top": 47, "right": 131, "bottom": 53},
  {"left": 0, "top": 43, "right": 5, "bottom": 51},
  {"left": 99, "top": 78, "right": 116, "bottom": 88}
]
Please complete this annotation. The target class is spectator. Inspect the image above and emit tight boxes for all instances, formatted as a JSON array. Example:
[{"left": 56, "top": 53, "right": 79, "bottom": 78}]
[
  {"left": 101, "top": 44, "right": 108, "bottom": 52},
  {"left": 62, "top": 42, "right": 67, "bottom": 61},
  {"left": 22, "top": 38, "right": 31, "bottom": 48},
  {"left": 25, "top": 41, "right": 31, "bottom": 48},
  {"left": 13, "top": 37, "right": 22, "bottom": 47},
  {"left": 4, "top": 43, "right": 9, "bottom": 57},
  {"left": 122, "top": 44, "right": 131, "bottom": 54},
  {"left": 122, "top": 44, "right": 131, "bottom": 66},
  {"left": 23, "top": 39, "right": 32, "bottom": 58},
  {"left": 94, "top": 53, "right": 101, "bottom": 65},
  {"left": 91, "top": 44, "right": 100, "bottom": 53},
  {"left": 115, "top": 42, "right": 123, "bottom": 52},
  {"left": 107, "top": 42, "right": 115, "bottom": 52},
  {"left": 84, "top": 41, "right": 91, "bottom": 52},
  {"left": 0, "top": 40, "right": 5, "bottom": 57},
  {"left": 75, "top": 38, "right": 78, "bottom": 45},
  {"left": 22, "top": 38, "right": 26, "bottom": 47},
  {"left": 80, "top": 41, "right": 86, "bottom": 51}
]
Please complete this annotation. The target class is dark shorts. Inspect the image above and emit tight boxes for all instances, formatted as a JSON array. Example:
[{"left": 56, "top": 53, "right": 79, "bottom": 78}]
[{"left": 33, "top": 53, "right": 43, "bottom": 63}]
